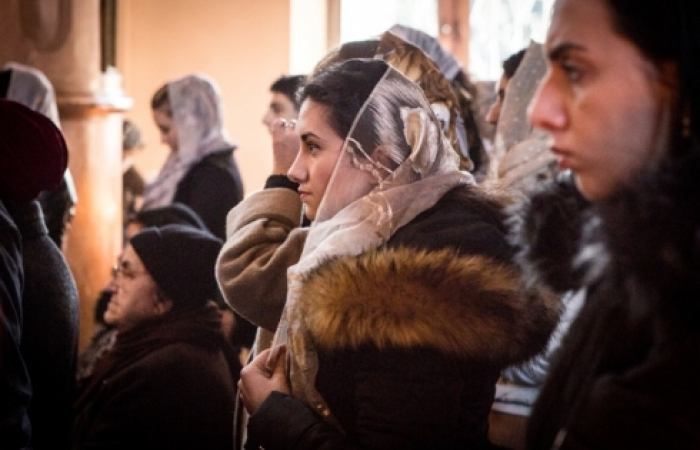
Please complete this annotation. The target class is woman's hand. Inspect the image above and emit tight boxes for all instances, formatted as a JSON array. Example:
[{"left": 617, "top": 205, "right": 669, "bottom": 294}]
[
  {"left": 238, "top": 344, "right": 289, "bottom": 414},
  {"left": 271, "top": 119, "right": 300, "bottom": 175}
]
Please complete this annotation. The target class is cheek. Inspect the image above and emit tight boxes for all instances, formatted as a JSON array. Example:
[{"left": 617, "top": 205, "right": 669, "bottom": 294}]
[{"left": 313, "top": 153, "right": 342, "bottom": 197}]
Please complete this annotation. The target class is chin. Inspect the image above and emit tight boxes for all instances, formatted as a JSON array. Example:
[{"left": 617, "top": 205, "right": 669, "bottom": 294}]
[
  {"left": 304, "top": 207, "right": 316, "bottom": 222},
  {"left": 576, "top": 176, "right": 612, "bottom": 203}
]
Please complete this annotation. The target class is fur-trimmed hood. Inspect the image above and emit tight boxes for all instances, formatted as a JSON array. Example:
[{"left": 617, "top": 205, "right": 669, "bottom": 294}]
[
  {"left": 512, "top": 163, "right": 700, "bottom": 326},
  {"left": 296, "top": 245, "right": 560, "bottom": 367},
  {"left": 508, "top": 172, "right": 593, "bottom": 294}
]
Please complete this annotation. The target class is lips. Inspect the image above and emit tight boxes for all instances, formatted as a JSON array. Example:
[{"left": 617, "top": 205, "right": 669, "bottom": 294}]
[{"left": 550, "top": 146, "right": 575, "bottom": 170}]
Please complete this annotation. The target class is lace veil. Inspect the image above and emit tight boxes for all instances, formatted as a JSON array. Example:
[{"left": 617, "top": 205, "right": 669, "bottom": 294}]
[
  {"left": 143, "top": 74, "right": 233, "bottom": 208},
  {"left": 273, "top": 61, "right": 474, "bottom": 428},
  {"left": 489, "top": 41, "right": 557, "bottom": 192},
  {"left": 315, "top": 31, "right": 474, "bottom": 171}
]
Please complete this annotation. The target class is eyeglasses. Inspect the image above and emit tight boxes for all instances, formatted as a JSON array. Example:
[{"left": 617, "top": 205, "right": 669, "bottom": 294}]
[{"left": 111, "top": 260, "right": 147, "bottom": 280}]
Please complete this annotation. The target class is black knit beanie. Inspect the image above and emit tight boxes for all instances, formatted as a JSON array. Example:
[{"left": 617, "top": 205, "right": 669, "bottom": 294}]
[
  {"left": 130, "top": 224, "right": 223, "bottom": 309},
  {"left": 130, "top": 202, "right": 209, "bottom": 233}
]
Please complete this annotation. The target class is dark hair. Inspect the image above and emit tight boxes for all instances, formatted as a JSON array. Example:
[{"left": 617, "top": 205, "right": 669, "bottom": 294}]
[
  {"left": 270, "top": 75, "right": 307, "bottom": 111},
  {"left": 502, "top": 48, "right": 527, "bottom": 79},
  {"left": 312, "top": 40, "right": 380, "bottom": 77},
  {"left": 150, "top": 82, "right": 170, "bottom": 115},
  {"left": 604, "top": 0, "right": 698, "bottom": 153},
  {"left": 593, "top": 0, "right": 700, "bottom": 320},
  {"left": 300, "top": 58, "right": 388, "bottom": 140}
]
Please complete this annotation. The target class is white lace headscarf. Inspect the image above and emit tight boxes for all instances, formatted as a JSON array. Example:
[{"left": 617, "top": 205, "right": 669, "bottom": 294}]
[
  {"left": 142, "top": 74, "right": 233, "bottom": 208},
  {"left": 5, "top": 62, "right": 78, "bottom": 204},
  {"left": 489, "top": 41, "right": 556, "bottom": 191},
  {"left": 272, "top": 60, "right": 474, "bottom": 428},
  {"left": 4, "top": 61, "right": 60, "bottom": 127}
]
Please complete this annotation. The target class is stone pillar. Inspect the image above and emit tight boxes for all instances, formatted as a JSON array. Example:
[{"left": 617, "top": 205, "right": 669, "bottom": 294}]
[{"left": 0, "top": 0, "right": 130, "bottom": 350}]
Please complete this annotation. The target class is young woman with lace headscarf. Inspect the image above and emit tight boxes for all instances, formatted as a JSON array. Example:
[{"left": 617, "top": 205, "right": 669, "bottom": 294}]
[
  {"left": 144, "top": 74, "right": 244, "bottom": 240},
  {"left": 231, "top": 58, "right": 558, "bottom": 450},
  {"left": 217, "top": 30, "right": 487, "bottom": 365}
]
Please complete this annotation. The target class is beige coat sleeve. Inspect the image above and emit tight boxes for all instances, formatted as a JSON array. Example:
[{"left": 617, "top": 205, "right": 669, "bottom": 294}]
[{"left": 215, "top": 188, "right": 308, "bottom": 332}]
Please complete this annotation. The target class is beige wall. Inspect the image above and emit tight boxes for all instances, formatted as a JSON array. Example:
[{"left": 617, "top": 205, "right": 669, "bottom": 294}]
[{"left": 117, "top": 0, "right": 293, "bottom": 194}]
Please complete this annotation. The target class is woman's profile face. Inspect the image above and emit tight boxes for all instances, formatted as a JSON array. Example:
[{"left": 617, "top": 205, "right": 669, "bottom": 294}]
[
  {"left": 152, "top": 107, "right": 178, "bottom": 153},
  {"left": 528, "top": 0, "right": 675, "bottom": 201},
  {"left": 288, "top": 100, "right": 375, "bottom": 221}
]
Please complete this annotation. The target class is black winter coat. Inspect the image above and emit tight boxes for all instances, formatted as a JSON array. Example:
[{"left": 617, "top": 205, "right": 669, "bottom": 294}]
[
  {"left": 73, "top": 305, "right": 237, "bottom": 450},
  {"left": 513, "top": 173, "right": 700, "bottom": 450},
  {"left": 0, "top": 201, "right": 31, "bottom": 450},
  {"left": 173, "top": 147, "right": 244, "bottom": 240},
  {"left": 245, "top": 186, "right": 560, "bottom": 450},
  {"left": 8, "top": 201, "right": 79, "bottom": 450}
]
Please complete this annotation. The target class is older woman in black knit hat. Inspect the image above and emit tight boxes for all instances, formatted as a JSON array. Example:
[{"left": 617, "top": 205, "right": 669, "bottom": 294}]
[{"left": 73, "top": 225, "right": 238, "bottom": 450}]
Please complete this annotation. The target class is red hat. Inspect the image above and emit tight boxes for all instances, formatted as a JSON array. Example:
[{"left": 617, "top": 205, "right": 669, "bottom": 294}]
[{"left": 0, "top": 99, "right": 68, "bottom": 203}]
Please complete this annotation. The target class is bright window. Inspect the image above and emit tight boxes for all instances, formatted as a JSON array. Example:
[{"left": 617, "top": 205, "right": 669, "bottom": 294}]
[
  {"left": 469, "top": 0, "right": 554, "bottom": 80},
  {"left": 337, "top": 0, "right": 554, "bottom": 81},
  {"left": 339, "top": 0, "right": 439, "bottom": 43}
]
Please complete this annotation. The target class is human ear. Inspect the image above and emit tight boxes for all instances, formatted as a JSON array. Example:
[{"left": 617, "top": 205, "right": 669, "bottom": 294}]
[{"left": 154, "top": 299, "right": 172, "bottom": 315}]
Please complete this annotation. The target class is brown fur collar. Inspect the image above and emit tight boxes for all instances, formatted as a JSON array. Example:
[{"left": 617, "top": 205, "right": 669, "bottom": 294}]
[{"left": 297, "top": 246, "right": 560, "bottom": 366}]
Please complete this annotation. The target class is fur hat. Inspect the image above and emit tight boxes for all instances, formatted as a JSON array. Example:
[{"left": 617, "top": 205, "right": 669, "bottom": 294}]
[
  {"left": 130, "top": 224, "right": 223, "bottom": 309},
  {"left": 0, "top": 99, "right": 68, "bottom": 202}
]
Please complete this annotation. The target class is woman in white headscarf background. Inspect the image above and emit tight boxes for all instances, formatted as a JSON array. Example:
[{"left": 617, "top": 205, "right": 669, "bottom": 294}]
[
  {"left": 235, "top": 58, "right": 559, "bottom": 450},
  {"left": 144, "top": 73, "right": 244, "bottom": 240}
]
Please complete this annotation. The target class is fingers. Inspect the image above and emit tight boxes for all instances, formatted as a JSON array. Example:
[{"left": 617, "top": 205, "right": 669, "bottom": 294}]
[
  {"left": 238, "top": 349, "right": 271, "bottom": 413},
  {"left": 248, "top": 348, "right": 273, "bottom": 375},
  {"left": 237, "top": 346, "right": 290, "bottom": 414},
  {"left": 271, "top": 120, "right": 301, "bottom": 175},
  {"left": 271, "top": 118, "right": 297, "bottom": 137},
  {"left": 265, "top": 344, "right": 287, "bottom": 377}
]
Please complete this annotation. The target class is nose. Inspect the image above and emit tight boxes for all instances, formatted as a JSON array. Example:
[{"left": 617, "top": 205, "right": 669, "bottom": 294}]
[
  {"left": 107, "top": 277, "right": 118, "bottom": 293},
  {"left": 262, "top": 110, "right": 273, "bottom": 127},
  {"left": 527, "top": 70, "right": 568, "bottom": 133},
  {"left": 287, "top": 151, "right": 307, "bottom": 184}
]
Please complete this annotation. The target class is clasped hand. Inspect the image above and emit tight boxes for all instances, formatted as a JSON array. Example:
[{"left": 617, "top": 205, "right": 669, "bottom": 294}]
[{"left": 238, "top": 344, "right": 290, "bottom": 414}]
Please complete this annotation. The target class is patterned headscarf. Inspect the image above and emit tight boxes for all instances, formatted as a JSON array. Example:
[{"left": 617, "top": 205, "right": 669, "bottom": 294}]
[
  {"left": 142, "top": 74, "right": 233, "bottom": 208},
  {"left": 314, "top": 31, "right": 474, "bottom": 172}
]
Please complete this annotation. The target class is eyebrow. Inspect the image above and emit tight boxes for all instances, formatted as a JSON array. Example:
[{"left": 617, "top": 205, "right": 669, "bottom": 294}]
[
  {"left": 300, "top": 132, "right": 320, "bottom": 142},
  {"left": 547, "top": 42, "right": 587, "bottom": 61}
]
